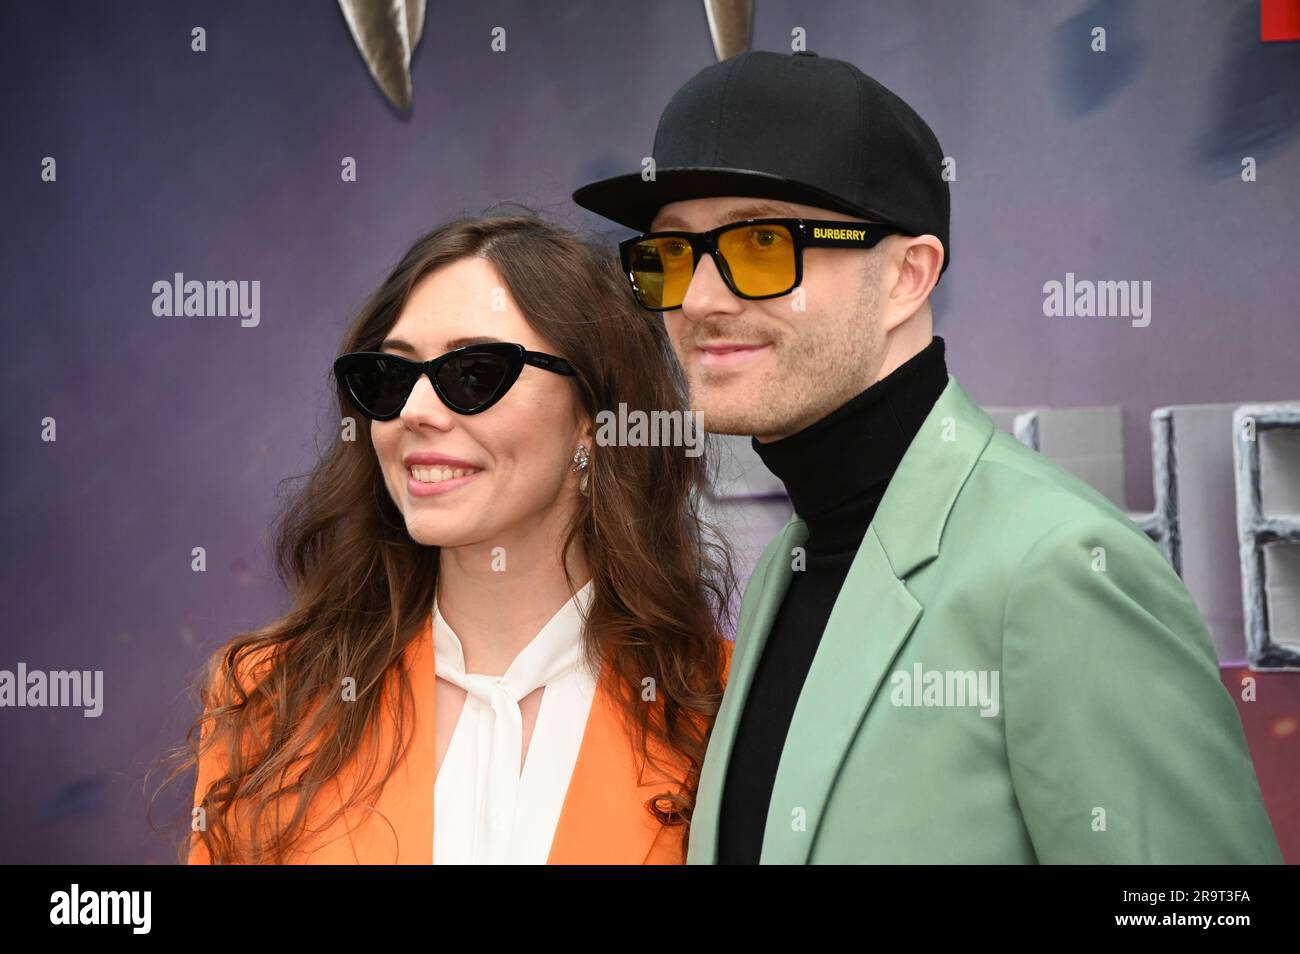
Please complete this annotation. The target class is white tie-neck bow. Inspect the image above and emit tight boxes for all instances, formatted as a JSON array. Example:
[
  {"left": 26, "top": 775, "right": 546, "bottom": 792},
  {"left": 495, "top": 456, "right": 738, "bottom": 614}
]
[{"left": 432, "top": 580, "right": 595, "bottom": 864}]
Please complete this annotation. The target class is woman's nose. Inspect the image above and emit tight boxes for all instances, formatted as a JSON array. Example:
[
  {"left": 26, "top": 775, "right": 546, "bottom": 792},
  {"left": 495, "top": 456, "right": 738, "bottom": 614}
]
[{"left": 398, "top": 374, "right": 455, "bottom": 429}]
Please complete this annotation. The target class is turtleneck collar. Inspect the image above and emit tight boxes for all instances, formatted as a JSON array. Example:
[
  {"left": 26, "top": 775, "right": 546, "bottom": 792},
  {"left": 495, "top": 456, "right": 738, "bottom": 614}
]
[{"left": 751, "top": 336, "right": 949, "bottom": 529}]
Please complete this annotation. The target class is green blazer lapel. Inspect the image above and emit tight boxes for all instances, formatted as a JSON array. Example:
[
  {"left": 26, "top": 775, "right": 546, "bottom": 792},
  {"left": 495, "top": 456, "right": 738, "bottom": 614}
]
[
  {"left": 759, "top": 374, "right": 996, "bottom": 864},
  {"left": 688, "top": 517, "right": 807, "bottom": 864},
  {"left": 760, "top": 527, "right": 921, "bottom": 863},
  {"left": 871, "top": 374, "right": 996, "bottom": 576}
]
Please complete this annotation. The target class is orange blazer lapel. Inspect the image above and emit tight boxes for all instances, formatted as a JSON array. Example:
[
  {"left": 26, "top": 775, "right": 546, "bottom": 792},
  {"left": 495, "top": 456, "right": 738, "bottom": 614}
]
[
  {"left": 326, "top": 612, "right": 683, "bottom": 864},
  {"left": 269, "top": 619, "right": 437, "bottom": 864},
  {"left": 193, "top": 612, "right": 708, "bottom": 865},
  {"left": 546, "top": 661, "right": 686, "bottom": 864}
]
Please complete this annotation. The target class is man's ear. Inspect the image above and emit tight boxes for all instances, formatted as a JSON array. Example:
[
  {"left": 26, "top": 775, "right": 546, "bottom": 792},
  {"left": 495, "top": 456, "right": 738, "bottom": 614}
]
[{"left": 882, "top": 235, "right": 943, "bottom": 332}]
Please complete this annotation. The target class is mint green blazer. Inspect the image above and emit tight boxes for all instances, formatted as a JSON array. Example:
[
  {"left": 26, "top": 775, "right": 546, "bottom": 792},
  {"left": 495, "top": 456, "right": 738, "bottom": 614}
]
[{"left": 689, "top": 375, "right": 1282, "bottom": 864}]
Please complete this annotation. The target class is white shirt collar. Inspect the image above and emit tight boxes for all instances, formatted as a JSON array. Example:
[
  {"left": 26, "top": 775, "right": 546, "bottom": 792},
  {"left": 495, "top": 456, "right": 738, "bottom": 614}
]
[
  {"left": 430, "top": 579, "right": 597, "bottom": 864},
  {"left": 432, "top": 580, "right": 596, "bottom": 688}
]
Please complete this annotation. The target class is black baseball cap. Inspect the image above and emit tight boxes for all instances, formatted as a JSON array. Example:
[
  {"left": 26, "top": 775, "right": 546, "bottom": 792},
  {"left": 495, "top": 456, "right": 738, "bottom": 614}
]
[{"left": 573, "top": 50, "right": 950, "bottom": 278}]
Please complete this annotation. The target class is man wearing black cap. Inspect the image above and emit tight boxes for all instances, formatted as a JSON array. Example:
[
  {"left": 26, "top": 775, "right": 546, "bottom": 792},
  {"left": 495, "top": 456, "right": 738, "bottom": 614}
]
[{"left": 574, "top": 50, "right": 1280, "bottom": 864}]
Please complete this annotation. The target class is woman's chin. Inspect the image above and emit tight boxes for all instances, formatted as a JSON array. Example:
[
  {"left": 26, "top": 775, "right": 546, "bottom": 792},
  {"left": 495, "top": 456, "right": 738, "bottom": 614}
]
[{"left": 403, "top": 516, "right": 474, "bottom": 549}]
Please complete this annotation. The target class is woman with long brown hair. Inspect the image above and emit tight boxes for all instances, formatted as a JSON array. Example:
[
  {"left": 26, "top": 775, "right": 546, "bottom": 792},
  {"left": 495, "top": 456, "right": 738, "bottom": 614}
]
[{"left": 179, "top": 213, "right": 734, "bottom": 864}]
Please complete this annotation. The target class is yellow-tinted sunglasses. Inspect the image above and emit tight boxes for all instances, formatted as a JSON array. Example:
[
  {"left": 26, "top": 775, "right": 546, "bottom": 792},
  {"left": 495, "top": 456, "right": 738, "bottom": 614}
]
[{"left": 618, "top": 217, "right": 899, "bottom": 311}]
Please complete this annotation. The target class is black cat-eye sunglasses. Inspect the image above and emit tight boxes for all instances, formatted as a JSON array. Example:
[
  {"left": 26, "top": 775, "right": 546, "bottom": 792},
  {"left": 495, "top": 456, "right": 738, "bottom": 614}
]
[{"left": 334, "top": 342, "right": 577, "bottom": 420}]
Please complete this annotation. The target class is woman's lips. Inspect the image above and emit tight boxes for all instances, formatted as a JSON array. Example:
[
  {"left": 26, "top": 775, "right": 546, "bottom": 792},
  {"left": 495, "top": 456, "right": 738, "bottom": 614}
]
[
  {"left": 406, "top": 465, "right": 482, "bottom": 497},
  {"left": 697, "top": 342, "right": 771, "bottom": 370}
]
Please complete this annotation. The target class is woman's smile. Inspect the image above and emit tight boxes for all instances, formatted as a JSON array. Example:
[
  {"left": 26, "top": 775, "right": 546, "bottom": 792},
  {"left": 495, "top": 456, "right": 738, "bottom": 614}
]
[
  {"left": 406, "top": 468, "right": 482, "bottom": 496},
  {"left": 402, "top": 451, "right": 485, "bottom": 497}
]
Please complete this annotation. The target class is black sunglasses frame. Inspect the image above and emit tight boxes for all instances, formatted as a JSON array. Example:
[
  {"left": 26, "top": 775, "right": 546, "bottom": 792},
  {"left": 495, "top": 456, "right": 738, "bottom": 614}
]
[
  {"left": 618, "top": 217, "right": 901, "bottom": 312},
  {"left": 334, "top": 342, "right": 577, "bottom": 420}
]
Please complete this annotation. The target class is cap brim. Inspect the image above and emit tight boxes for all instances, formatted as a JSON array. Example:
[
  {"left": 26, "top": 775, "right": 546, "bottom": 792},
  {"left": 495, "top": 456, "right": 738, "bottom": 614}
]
[{"left": 572, "top": 167, "right": 884, "bottom": 232}]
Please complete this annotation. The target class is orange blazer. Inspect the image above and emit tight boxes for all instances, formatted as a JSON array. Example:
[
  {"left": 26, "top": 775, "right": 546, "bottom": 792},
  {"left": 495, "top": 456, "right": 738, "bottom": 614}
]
[{"left": 189, "top": 613, "right": 733, "bottom": 865}]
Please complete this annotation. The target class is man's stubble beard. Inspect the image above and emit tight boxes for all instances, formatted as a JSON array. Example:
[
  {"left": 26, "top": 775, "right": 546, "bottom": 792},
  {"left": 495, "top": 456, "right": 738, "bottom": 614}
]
[{"left": 684, "top": 281, "right": 884, "bottom": 439}]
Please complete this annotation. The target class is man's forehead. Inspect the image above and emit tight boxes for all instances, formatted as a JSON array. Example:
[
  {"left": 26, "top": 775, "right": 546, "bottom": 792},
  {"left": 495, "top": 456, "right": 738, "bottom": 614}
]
[{"left": 649, "top": 197, "right": 859, "bottom": 230}]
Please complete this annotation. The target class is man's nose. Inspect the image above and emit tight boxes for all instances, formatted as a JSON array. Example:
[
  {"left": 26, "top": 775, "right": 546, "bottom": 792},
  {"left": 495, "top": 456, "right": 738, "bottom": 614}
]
[{"left": 680, "top": 252, "right": 742, "bottom": 321}]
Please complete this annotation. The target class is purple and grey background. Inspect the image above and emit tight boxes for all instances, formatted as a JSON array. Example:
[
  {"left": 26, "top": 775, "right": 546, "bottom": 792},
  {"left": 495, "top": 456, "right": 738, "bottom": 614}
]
[{"left": 1, "top": 0, "right": 1297, "bottom": 863}]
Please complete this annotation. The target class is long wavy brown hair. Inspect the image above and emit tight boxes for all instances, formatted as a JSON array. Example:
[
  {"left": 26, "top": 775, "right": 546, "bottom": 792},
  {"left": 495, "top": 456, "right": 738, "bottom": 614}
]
[{"left": 155, "top": 212, "right": 736, "bottom": 864}]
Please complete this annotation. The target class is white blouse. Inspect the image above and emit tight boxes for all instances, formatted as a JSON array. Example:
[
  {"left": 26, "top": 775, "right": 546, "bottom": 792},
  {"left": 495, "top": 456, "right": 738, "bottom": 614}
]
[{"left": 432, "top": 580, "right": 598, "bottom": 864}]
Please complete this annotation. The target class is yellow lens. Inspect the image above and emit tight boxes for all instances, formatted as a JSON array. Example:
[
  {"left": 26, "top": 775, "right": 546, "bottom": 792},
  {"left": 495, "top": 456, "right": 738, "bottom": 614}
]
[
  {"left": 628, "top": 237, "right": 695, "bottom": 309},
  {"left": 717, "top": 224, "right": 796, "bottom": 297}
]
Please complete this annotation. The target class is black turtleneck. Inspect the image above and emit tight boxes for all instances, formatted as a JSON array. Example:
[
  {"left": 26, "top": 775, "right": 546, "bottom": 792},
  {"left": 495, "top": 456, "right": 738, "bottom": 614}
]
[{"left": 716, "top": 335, "right": 949, "bottom": 864}]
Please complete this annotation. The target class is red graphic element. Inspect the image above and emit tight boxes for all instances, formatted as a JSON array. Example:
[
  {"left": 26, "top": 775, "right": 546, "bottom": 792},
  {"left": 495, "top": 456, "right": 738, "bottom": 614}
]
[
  {"left": 1222, "top": 667, "right": 1299, "bottom": 862},
  {"left": 1262, "top": 0, "right": 1300, "bottom": 41}
]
